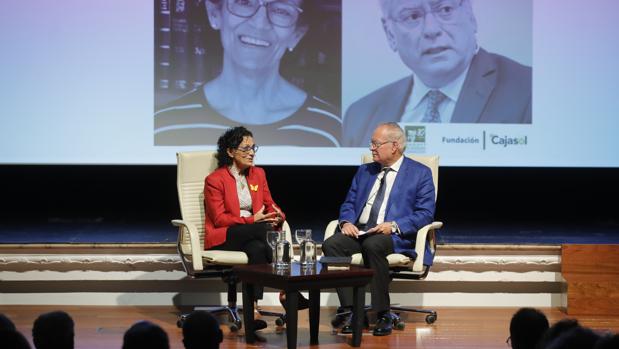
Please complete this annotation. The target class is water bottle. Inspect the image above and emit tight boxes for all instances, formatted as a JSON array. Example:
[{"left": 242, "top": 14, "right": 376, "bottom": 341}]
[
  {"left": 300, "top": 238, "right": 316, "bottom": 266},
  {"left": 275, "top": 236, "right": 291, "bottom": 269}
]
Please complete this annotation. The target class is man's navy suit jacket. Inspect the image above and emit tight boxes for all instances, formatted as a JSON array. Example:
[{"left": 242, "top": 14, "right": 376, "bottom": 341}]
[
  {"left": 339, "top": 156, "right": 436, "bottom": 265},
  {"left": 343, "top": 48, "right": 532, "bottom": 147}
]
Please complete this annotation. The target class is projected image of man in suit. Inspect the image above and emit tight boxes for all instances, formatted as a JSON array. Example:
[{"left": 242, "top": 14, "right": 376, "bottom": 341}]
[{"left": 343, "top": 0, "right": 532, "bottom": 147}]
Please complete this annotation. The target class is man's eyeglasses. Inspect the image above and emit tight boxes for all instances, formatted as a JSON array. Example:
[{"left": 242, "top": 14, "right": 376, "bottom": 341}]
[
  {"left": 369, "top": 141, "right": 394, "bottom": 150},
  {"left": 237, "top": 144, "right": 259, "bottom": 153},
  {"left": 389, "top": 0, "right": 464, "bottom": 29},
  {"left": 227, "top": 0, "right": 303, "bottom": 28}
]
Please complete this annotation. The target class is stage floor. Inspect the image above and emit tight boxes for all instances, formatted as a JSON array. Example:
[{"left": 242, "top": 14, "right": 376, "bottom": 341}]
[
  {"left": 1, "top": 219, "right": 618, "bottom": 244},
  {"left": 3, "top": 305, "right": 618, "bottom": 349}
]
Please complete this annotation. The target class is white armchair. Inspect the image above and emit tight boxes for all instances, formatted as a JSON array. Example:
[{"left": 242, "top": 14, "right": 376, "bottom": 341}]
[{"left": 173, "top": 151, "right": 292, "bottom": 330}]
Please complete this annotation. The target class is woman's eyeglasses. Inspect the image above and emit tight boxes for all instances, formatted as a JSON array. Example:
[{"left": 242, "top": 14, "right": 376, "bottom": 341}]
[
  {"left": 237, "top": 144, "right": 259, "bottom": 153},
  {"left": 227, "top": 0, "right": 303, "bottom": 28}
]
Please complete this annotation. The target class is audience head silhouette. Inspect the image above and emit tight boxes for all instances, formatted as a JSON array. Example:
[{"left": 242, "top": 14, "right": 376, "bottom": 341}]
[
  {"left": 594, "top": 333, "right": 619, "bottom": 349},
  {"left": 0, "top": 313, "right": 17, "bottom": 331},
  {"left": 182, "top": 311, "right": 223, "bottom": 349},
  {"left": 538, "top": 318, "right": 581, "bottom": 349},
  {"left": 0, "top": 329, "right": 32, "bottom": 349},
  {"left": 122, "top": 320, "right": 169, "bottom": 349},
  {"left": 546, "top": 326, "right": 600, "bottom": 349},
  {"left": 32, "top": 311, "right": 74, "bottom": 349},
  {"left": 508, "top": 307, "right": 549, "bottom": 349}
]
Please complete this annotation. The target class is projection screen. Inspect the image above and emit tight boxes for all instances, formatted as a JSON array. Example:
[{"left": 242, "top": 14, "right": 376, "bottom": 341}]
[{"left": 1, "top": 0, "right": 618, "bottom": 166}]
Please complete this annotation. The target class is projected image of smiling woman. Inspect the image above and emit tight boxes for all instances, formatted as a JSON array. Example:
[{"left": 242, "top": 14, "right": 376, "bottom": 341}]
[{"left": 155, "top": 0, "right": 341, "bottom": 147}]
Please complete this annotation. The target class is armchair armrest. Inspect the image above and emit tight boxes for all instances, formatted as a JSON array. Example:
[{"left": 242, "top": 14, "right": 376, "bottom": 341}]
[
  {"left": 323, "top": 219, "right": 339, "bottom": 243},
  {"left": 282, "top": 220, "right": 293, "bottom": 244},
  {"left": 172, "top": 219, "right": 204, "bottom": 271},
  {"left": 323, "top": 219, "right": 441, "bottom": 272},
  {"left": 412, "top": 221, "right": 443, "bottom": 272}
]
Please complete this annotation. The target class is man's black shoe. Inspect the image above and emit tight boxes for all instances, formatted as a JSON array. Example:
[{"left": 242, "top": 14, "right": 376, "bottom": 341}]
[
  {"left": 372, "top": 315, "right": 393, "bottom": 336},
  {"left": 331, "top": 308, "right": 349, "bottom": 328},
  {"left": 252, "top": 319, "right": 268, "bottom": 331},
  {"left": 279, "top": 291, "right": 310, "bottom": 310},
  {"left": 340, "top": 313, "right": 369, "bottom": 334}
]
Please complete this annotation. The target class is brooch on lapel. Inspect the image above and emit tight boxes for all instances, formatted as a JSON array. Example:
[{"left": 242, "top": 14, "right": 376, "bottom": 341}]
[{"left": 249, "top": 184, "right": 258, "bottom": 192}]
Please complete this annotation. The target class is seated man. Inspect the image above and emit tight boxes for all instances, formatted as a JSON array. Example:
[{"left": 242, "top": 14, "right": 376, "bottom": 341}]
[{"left": 323, "top": 122, "right": 436, "bottom": 336}]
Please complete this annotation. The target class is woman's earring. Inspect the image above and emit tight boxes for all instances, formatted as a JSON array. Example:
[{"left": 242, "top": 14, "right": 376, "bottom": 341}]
[{"left": 288, "top": 47, "right": 294, "bottom": 52}]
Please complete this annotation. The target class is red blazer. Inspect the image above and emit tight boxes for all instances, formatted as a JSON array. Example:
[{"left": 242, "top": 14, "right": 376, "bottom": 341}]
[{"left": 203, "top": 166, "right": 285, "bottom": 250}]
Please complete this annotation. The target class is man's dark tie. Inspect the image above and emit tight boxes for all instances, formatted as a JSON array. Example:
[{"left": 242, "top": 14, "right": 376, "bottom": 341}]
[
  {"left": 366, "top": 167, "right": 391, "bottom": 229},
  {"left": 422, "top": 89, "right": 447, "bottom": 123}
]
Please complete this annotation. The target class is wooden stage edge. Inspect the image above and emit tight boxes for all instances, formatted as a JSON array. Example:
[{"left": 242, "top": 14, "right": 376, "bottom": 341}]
[{"left": 3, "top": 243, "right": 619, "bottom": 313}]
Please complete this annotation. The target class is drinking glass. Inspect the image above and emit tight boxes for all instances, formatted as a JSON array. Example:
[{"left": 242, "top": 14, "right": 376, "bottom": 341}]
[
  {"left": 294, "top": 229, "right": 311, "bottom": 245},
  {"left": 275, "top": 237, "right": 291, "bottom": 269},
  {"left": 266, "top": 230, "right": 281, "bottom": 264}
]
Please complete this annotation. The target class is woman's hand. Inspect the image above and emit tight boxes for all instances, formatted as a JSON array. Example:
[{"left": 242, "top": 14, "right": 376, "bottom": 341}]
[
  {"left": 254, "top": 205, "right": 278, "bottom": 224},
  {"left": 271, "top": 204, "right": 284, "bottom": 226}
]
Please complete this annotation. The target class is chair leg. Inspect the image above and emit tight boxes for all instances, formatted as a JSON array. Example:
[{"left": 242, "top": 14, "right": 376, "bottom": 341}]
[
  {"left": 179, "top": 274, "right": 288, "bottom": 331},
  {"left": 390, "top": 305, "right": 437, "bottom": 325},
  {"left": 177, "top": 275, "right": 243, "bottom": 331},
  {"left": 228, "top": 273, "right": 286, "bottom": 329},
  {"left": 226, "top": 275, "right": 238, "bottom": 308},
  {"left": 178, "top": 305, "right": 240, "bottom": 330}
]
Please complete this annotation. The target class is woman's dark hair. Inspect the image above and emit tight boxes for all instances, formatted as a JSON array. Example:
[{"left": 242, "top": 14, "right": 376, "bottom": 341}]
[{"left": 216, "top": 126, "right": 253, "bottom": 167}]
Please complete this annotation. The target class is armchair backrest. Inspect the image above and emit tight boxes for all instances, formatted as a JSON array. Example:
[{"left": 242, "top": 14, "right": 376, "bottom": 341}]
[
  {"left": 176, "top": 151, "right": 219, "bottom": 255},
  {"left": 361, "top": 154, "right": 439, "bottom": 200}
]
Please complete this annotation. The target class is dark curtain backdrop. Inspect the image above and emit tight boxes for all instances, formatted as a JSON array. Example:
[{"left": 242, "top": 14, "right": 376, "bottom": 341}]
[{"left": 1, "top": 165, "right": 617, "bottom": 242}]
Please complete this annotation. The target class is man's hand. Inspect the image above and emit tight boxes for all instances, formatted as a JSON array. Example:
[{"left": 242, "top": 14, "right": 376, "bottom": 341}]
[
  {"left": 340, "top": 222, "right": 359, "bottom": 238},
  {"left": 366, "top": 222, "right": 392, "bottom": 235}
]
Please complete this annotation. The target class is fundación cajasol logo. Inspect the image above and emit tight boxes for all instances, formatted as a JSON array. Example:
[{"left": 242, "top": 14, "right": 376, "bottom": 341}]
[
  {"left": 405, "top": 126, "right": 426, "bottom": 153},
  {"left": 488, "top": 133, "right": 528, "bottom": 148}
]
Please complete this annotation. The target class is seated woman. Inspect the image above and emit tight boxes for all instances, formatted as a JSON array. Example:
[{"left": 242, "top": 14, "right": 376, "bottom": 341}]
[{"left": 204, "top": 126, "right": 305, "bottom": 331}]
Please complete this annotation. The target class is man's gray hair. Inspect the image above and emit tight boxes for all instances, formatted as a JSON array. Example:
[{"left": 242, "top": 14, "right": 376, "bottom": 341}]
[
  {"left": 379, "top": 122, "right": 406, "bottom": 153},
  {"left": 378, "top": 0, "right": 388, "bottom": 14}
]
